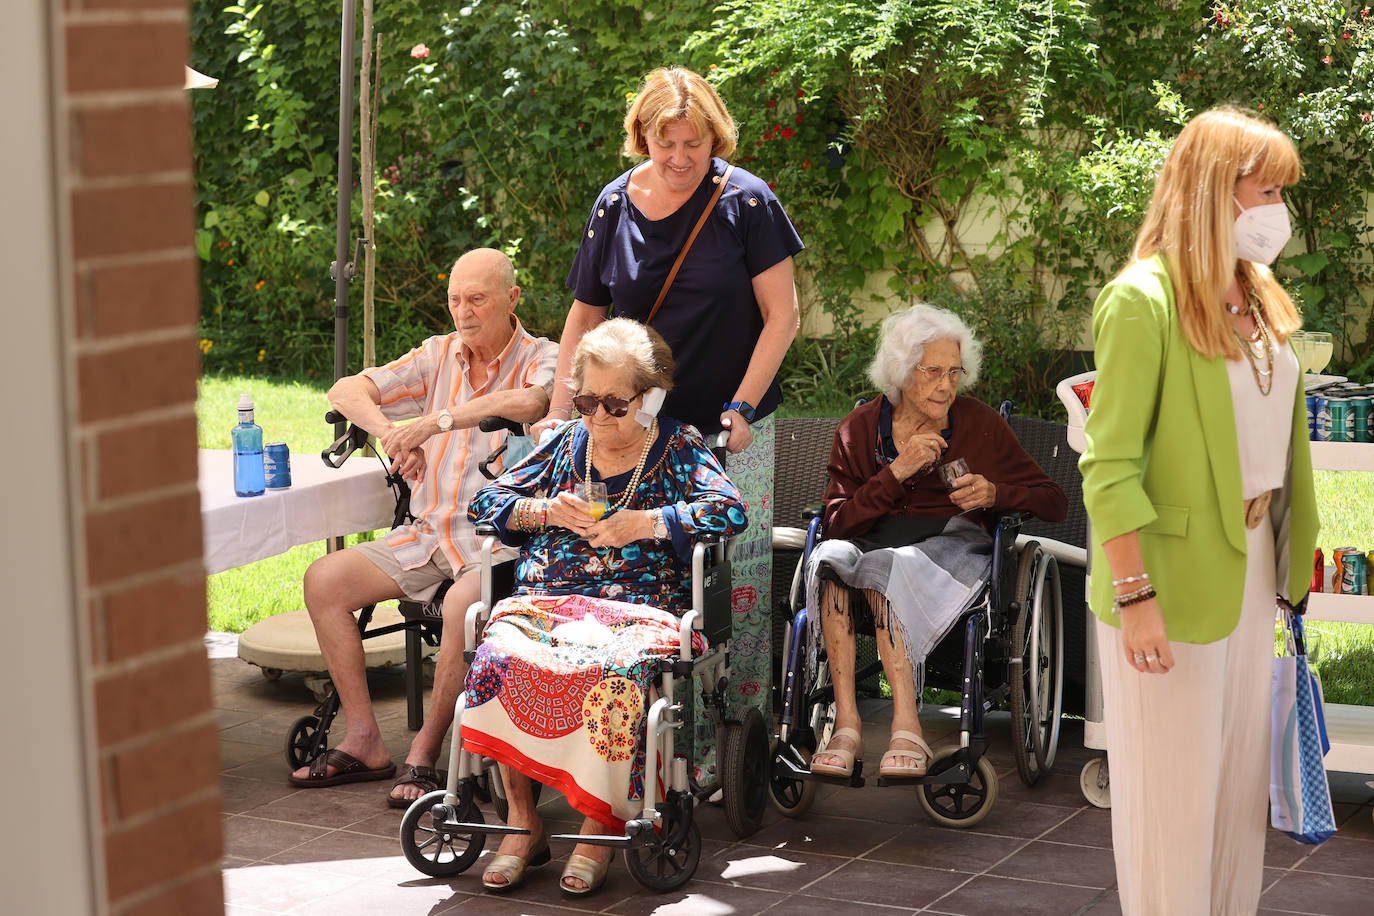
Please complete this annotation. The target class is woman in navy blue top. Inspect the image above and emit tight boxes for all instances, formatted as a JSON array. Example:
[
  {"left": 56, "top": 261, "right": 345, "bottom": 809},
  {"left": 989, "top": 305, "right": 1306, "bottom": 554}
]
[{"left": 529, "top": 66, "right": 803, "bottom": 896}]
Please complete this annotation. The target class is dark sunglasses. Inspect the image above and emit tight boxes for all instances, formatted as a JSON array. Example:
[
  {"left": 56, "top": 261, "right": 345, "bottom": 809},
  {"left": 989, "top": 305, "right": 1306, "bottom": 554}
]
[{"left": 572, "top": 390, "right": 643, "bottom": 418}]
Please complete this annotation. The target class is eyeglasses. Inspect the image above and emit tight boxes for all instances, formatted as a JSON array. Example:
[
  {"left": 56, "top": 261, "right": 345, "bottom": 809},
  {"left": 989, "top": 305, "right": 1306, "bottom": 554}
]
[
  {"left": 914, "top": 364, "right": 968, "bottom": 384},
  {"left": 572, "top": 390, "right": 642, "bottom": 418}
]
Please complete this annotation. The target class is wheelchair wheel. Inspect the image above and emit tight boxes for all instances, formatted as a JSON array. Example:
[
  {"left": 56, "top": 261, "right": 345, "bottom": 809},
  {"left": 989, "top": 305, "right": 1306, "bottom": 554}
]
[
  {"left": 723, "top": 708, "right": 770, "bottom": 837},
  {"left": 400, "top": 790, "right": 486, "bottom": 877},
  {"left": 917, "top": 747, "right": 998, "bottom": 828},
  {"left": 1009, "top": 543, "right": 1064, "bottom": 786},
  {"left": 1079, "top": 756, "right": 1111, "bottom": 809},
  {"left": 284, "top": 715, "right": 323, "bottom": 770},
  {"left": 767, "top": 736, "right": 818, "bottom": 818},
  {"left": 622, "top": 803, "right": 701, "bottom": 892}
]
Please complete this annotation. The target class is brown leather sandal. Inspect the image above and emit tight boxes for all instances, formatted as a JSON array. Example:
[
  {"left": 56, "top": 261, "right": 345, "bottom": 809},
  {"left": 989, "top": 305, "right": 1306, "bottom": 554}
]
[{"left": 387, "top": 764, "right": 447, "bottom": 808}]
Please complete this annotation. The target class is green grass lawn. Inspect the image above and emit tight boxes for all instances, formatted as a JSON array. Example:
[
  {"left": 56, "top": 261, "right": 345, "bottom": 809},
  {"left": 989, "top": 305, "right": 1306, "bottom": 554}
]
[{"left": 200, "top": 373, "right": 1374, "bottom": 703}]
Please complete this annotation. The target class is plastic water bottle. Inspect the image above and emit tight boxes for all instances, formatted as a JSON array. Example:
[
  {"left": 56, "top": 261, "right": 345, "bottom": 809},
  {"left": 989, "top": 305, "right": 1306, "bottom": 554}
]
[{"left": 232, "top": 393, "right": 265, "bottom": 497}]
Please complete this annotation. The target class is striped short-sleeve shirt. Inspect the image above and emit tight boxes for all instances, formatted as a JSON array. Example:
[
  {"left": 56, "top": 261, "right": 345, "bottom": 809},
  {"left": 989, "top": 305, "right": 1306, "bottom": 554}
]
[{"left": 362, "top": 319, "right": 557, "bottom": 571}]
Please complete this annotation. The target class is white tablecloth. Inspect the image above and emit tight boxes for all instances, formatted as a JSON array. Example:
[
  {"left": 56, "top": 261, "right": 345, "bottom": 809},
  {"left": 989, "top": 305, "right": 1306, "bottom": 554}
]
[{"left": 199, "top": 448, "right": 395, "bottom": 575}]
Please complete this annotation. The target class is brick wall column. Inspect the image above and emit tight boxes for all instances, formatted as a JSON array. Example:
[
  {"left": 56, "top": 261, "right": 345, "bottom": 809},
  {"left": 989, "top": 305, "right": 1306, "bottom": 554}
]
[{"left": 9, "top": 0, "right": 227, "bottom": 913}]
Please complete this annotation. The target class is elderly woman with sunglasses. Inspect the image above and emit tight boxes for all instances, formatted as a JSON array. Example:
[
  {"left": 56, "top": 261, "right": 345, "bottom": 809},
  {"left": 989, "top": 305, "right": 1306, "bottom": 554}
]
[
  {"left": 463, "top": 318, "right": 746, "bottom": 897},
  {"left": 807, "top": 304, "right": 1067, "bottom": 782}
]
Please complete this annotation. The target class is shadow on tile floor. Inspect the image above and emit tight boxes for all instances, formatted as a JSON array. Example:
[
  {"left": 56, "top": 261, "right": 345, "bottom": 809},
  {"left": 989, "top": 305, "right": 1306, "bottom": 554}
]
[{"left": 214, "top": 655, "right": 1374, "bottom": 915}]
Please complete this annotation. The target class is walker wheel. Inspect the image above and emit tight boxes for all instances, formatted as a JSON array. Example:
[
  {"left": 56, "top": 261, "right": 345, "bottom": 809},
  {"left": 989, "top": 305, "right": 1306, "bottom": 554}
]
[
  {"left": 400, "top": 790, "right": 485, "bottom": 877},
  {"left": 260, "top": 667, "right": 283, "bottom": 682},
  {"left": 284, "top": 715, "right": 323, "bottom": 770},
  {"left": 1079, "top": 756, "right": 1111, "bottom": 809},
  {"left": 917, "top": 747, "right": 998, "bottom": 828},
  {"left": 622, "top": 803, "right": 701, "bottom": 892},
  {"left": 767, "top": 736, "right": 819, "bottom": 819}
]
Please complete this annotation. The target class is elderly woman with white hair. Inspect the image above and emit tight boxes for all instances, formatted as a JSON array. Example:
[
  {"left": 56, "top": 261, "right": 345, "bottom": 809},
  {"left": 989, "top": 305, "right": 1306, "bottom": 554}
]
[{"left": 807, "top": 304, "right": 1066, "bottom": 780}]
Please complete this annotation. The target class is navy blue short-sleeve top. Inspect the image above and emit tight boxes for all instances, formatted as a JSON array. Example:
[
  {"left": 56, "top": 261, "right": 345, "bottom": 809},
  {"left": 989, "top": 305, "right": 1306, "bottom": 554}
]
[{"left": 566, "top": 158, "right": 805, "bottom": 434}]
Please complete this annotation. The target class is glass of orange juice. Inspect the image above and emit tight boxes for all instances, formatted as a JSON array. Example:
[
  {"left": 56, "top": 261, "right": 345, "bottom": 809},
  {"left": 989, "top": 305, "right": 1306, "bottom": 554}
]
[{"left": 582, "top": 481, "right": 608, "bottom": 521}]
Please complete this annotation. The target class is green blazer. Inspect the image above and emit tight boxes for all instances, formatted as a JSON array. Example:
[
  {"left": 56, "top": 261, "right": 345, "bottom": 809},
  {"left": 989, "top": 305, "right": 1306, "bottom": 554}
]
[{"left": 1080, "top": 255, "right": 1319, "bottom": 644}]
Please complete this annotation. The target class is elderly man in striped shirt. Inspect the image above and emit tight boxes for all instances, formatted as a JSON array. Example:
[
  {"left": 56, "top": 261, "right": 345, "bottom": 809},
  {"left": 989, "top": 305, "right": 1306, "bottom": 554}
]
[{"left": 289, "top": 248, "right": 557, "bottom": 807}]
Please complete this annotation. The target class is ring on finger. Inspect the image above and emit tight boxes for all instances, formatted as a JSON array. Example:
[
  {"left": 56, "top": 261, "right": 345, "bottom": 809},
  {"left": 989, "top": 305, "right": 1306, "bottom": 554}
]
[
  {"left": 1145, "top": 653, "right": 1159, "bottom": 665},
  {"left": 1133, "top": 652, "right": 1146, "bottom": 665}
]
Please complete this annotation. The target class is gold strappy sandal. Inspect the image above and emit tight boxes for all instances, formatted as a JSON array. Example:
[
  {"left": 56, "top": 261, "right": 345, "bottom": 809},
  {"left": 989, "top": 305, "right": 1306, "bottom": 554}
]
[
  {"left": 481, "top": 832, "right": 551, "bottom": 893},
  {"left": 560, "top": 851, "right": 612, "bottom": 897}
]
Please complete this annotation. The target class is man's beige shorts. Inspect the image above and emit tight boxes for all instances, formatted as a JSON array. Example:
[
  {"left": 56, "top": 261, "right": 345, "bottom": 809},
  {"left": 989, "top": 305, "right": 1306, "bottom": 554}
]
[{"left": 353, "top": 537, "right": 463, "bottom": 604}]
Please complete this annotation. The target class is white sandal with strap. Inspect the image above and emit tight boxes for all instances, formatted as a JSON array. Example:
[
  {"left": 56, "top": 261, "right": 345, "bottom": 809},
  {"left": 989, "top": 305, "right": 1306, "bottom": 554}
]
[
  {"left": 810, "top": 726, "right": 862, "bottom": 777},
  {"left": 879, "top": 730, "right": 932, "bottom": 778}
]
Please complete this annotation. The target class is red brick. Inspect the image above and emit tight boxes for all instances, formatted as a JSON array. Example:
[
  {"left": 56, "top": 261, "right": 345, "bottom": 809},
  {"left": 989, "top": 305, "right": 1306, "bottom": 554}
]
[
  {"left": 104, "top": 796, "right": 221, "bottom": 902},
  {"left": 71, "top": 181, "right": 193, "bottom": 260},
  {"left": 119, "top": 871, "right": 223, "bottom": 916},
  {"left": 83, "top": 0, "right": 187, "bottom": 10},
  {"left": 87, "top": 256, "right": 199, "bottom": 337},
  {"left": 73, "top": 102, "right": 190, "bottom": 180},
  {"left": 93, "top": 646, "right": 212, "bottom": 746},
  {"left": 77, "top": 336, "right": 198, "bottom": 423},
  {"left": 104, "top": 570, "right": 207, "bottom": 662},
  {"left": 85, "top": 490, "right": 202, "bottom": 586},
  {"left": 66, "top": 22, "right": 186, "bottom": 94},
  {"left": 111, "top": 723, "right": 219, "bottom": 819},
  {"left": 96, "top": 413, "right": 198, "bottom": 499}
]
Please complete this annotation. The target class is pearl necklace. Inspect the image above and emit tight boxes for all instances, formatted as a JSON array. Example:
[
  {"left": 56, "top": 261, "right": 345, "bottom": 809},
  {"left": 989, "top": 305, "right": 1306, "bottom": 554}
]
[{"left": 586, "top": 419, "right": 658, "bottom": 511}]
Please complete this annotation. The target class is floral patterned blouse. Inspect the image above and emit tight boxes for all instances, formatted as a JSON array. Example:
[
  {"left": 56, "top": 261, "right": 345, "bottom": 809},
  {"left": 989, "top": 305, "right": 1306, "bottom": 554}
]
[{"left": 467, "top": 417, "right": 748, "bottom": 614}]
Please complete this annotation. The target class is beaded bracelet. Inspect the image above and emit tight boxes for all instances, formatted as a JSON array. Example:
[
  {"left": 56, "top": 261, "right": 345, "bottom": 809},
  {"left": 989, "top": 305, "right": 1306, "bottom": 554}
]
[
  {"left": 1112, "top": 572, "right": 1150, "bottom": 587},
  {"left": 1114, "top": 587, "right": 1157, "bottom": 610},
  {"left": 1114, "top": 583, "right": 1155, "bottom": 604},
  {"left": 540, "top": 500, "right": 548, "bottom": 527}
]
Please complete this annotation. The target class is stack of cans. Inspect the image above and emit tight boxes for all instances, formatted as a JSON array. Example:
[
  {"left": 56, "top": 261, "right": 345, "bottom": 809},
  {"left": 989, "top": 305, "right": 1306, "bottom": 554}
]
[{"left": 1308, "top": 383, "right": 1373, "bottom": 442}]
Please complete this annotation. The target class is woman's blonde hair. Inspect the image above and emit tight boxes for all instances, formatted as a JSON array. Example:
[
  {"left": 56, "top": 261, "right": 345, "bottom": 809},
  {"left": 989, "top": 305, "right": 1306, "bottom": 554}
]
[
  {"left": 571, "top": 318, "right": 676, "bottom": 395},
  {"left": 623, "top": 67, "right": 738, "bottom": 160},
  {"left": 1131, "top": 106, "right": 1303, "bottom": 358}
]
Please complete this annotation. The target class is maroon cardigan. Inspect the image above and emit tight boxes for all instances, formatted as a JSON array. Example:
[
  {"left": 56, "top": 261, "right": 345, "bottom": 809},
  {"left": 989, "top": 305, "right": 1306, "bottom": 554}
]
[{"left": 823, "top": 396, "right": 1068, "bottom": 540}]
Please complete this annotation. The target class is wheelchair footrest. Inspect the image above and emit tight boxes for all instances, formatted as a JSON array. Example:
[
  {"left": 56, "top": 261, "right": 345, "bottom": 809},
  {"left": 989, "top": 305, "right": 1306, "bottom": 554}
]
[
  {"left": 550, "top": 831, "right": 633, "bottom": 849},
  {"left": 774, "top": 748, "right": 865, "bottom": 788},
  {"left": 434, "top": 819, "right": 529, "bottom": 837}
]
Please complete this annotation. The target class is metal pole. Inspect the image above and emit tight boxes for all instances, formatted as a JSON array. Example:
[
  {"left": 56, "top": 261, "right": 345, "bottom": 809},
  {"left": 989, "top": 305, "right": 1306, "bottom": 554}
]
[{"left": 333, "top": 0, "right": 358, "bottom": 385}]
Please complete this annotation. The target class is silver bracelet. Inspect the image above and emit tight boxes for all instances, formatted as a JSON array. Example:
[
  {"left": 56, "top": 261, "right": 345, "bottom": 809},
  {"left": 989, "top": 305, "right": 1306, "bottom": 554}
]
[
  {"left": 650, "top": 508, "right": 669, "bottom": 540},
  {"left": 1112, "top": 572, "right": 1150, "bottom": 588}
]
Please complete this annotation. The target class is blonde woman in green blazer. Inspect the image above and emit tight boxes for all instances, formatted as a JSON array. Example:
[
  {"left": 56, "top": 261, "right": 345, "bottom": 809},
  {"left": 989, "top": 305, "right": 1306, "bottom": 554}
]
[{"left": 1080, "top": 107, "right": 1318, "bottom": 915}]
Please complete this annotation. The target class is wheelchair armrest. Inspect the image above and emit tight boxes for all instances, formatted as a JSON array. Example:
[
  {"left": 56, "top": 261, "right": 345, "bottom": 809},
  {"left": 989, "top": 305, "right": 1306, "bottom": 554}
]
[
  {"left": 800, "top": 504, "right": 823, "bottom": 521},
  {"left": 474, "top": 523, "right": 499, "bottom": 538},
  {"left": 479, "top": 416, "right": 527, "bottom": 436}
]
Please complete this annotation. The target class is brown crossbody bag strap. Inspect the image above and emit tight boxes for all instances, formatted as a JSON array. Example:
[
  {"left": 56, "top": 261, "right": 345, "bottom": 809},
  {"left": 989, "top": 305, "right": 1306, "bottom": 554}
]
[{"left": 644, "top": 164, "right": 734, "bottom": 327}]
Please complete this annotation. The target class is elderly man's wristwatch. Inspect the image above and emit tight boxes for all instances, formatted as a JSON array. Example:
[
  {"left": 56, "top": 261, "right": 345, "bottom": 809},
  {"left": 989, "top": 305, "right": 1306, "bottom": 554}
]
[{"left": 436, "top": 408, "right": 454, "bottom": 432}]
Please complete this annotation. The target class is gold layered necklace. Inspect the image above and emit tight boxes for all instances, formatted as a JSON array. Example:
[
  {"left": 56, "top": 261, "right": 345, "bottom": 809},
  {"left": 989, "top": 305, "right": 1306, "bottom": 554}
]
[
  {"left": 1231, "top": 282, "right": 1274, "bottom": 397},
  {"left": 586, "top": 419, "right": 658, "bottom": 511}
]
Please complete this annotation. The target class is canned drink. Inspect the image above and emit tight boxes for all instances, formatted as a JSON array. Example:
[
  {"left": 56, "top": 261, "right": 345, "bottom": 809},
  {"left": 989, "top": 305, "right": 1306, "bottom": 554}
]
[
  {"left": 1345, "top": 553, "right": 1369, "bottom": 596},
  {"left": 1312, "top": 549, "right": 1324, "bottom": 593},
  {"left": 264, "top": 442, "right": 292, "bottom": 489},
  {"left": 1309, "top": 395, "right": 1330, "bottom": 441},
  {"left": 1327, "top": 398, "right": 1352, "bottom": 443},
  {"left": 1333, "top": 547, "right": 1362, "bottom": 596},
  {"left": 1351, "top": 395, "right": 1371, "bottom": 443}
]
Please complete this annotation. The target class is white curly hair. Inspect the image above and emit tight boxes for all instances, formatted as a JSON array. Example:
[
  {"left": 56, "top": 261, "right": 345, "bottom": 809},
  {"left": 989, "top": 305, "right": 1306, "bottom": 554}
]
[{"left": 867, "top": 303, "right": 982, "bottom": 403}]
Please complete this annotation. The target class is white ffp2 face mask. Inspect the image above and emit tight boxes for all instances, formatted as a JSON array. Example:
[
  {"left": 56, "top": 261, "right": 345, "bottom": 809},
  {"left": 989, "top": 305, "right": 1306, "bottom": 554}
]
[{"left": 1233, "top": 198, "right": 1292, "bottom": 265}]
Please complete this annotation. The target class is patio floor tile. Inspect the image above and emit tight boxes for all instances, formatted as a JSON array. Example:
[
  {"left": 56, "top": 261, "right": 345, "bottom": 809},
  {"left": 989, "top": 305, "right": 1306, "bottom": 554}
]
[
  {"left": 864, "top": 822, "right": 1026, "bottom": 873},
  {"left": 222, "top": 813, "right": 331, "bottom": 860},
  {"left": 1041, "top": 806, "right": 1113, "bottom": 848},
  {"left": 1293, "top": 834, "right": 1374, "bottom": 878},
  {"left": 795, "top": 856, "right": 970, "bottom": 909},
  {"left": 741, "top": 812, "right": 907, "bottom": 858},
  {"left": 923, "top": 874, "right": 1103, "bottom": 915},
  {"left": 1259, "top": 868, "right": 1374, "bottom": 916},
  {"left": 986, "top": 839, "right": 1117, "bottom": 888}
]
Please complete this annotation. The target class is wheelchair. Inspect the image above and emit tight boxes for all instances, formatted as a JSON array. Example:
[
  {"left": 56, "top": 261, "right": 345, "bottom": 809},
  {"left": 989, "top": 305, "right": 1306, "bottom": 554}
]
[
  {"left": 398, "top": 441, "right": 772, "bottom": 892},
  {"left": 282, "top": 410, "right": 530, "bottom": 772},
  {"left": 767, "top": 405, "right": 1066, "bottom": 829}
]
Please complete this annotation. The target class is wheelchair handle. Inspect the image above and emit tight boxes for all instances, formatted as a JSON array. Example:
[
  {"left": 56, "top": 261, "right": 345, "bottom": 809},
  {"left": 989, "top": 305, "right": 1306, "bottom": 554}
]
[
  {"left": 479, "top": 416, "right": 527, "bottom": 436},
  {"left": 321, "top": 410, "right": 370, "bottom": 468}
]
